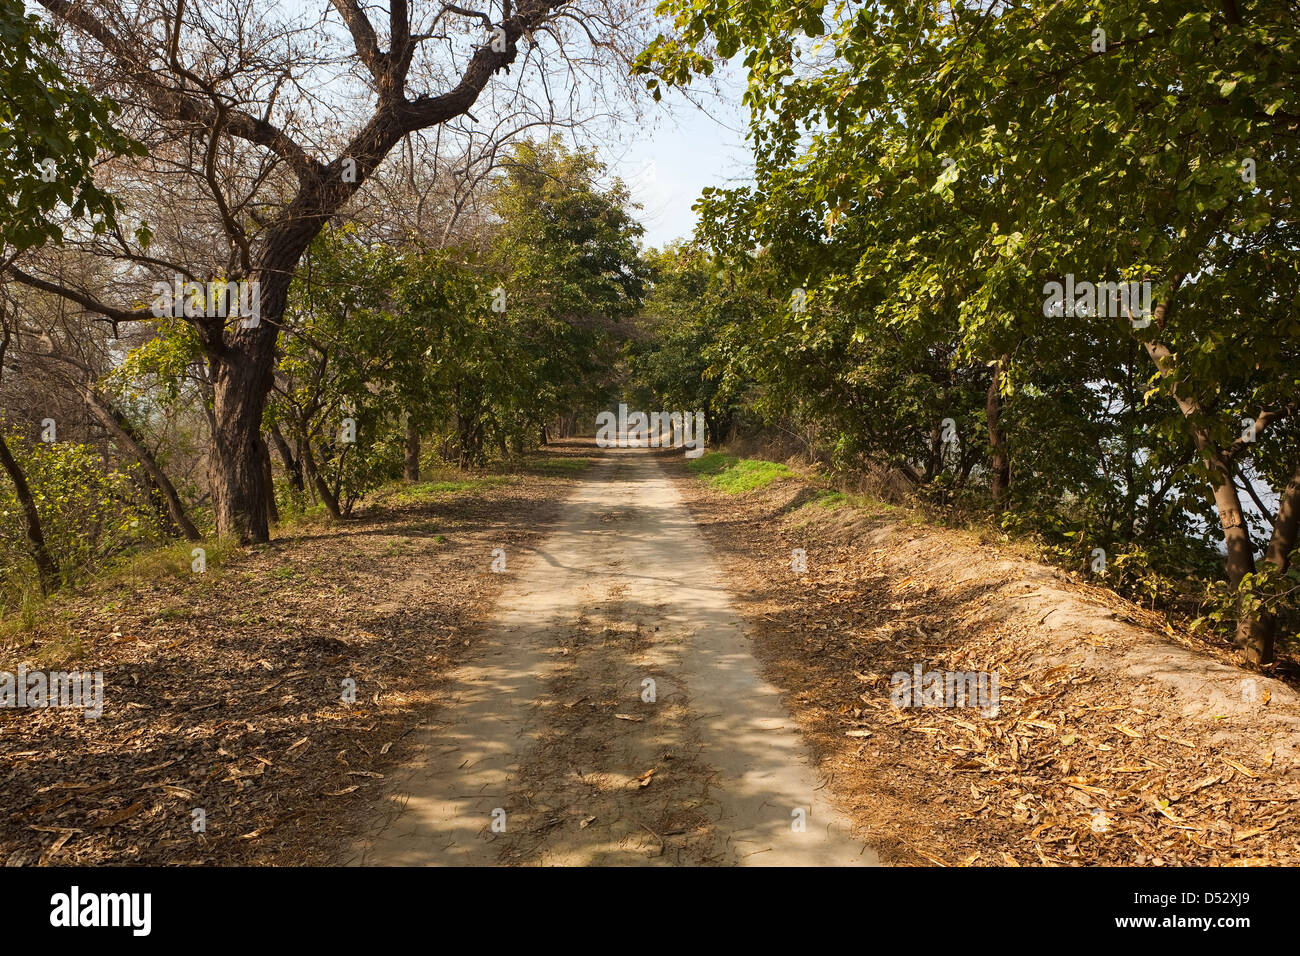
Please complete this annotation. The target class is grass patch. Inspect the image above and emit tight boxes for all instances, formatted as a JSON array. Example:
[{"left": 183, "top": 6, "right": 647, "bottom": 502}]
[
  {"left": 687, "top": 453, "right": 794, "bottom": 493},
  {"left": 809, "top": 489, "right": 848, "bottom": 509},
  {"left": 796, "top": 488, "right": 896, "bottom": 516},
  {"left": 0, "top": 535, "right": 232, "bottom": 665},
  {"left": 523, "top": 456, "right": 592, "bottom": 474},
  {"left": 401, "top": 476, "right": 511, "bottom": 498},
  {"left": 110, "top": 536, "right": 232, "bottom": 584}
]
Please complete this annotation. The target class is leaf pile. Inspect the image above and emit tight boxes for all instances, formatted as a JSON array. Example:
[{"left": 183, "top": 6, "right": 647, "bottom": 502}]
[{"left": 675, "top": 460, "right": 1300, "bottom": 866}]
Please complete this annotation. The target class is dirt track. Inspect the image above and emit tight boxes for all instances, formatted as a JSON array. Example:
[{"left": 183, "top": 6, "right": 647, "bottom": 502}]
[{"left": 351, "top": 447, "right": 874, "bottom": 866}]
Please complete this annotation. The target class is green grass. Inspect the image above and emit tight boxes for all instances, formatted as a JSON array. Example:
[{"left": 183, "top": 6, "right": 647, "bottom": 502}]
[
  {"left": 402, "top": 476, "right": 511, "bottom": 498},
  {"left": 686, "top": 453, "right": 795, "bottom": 493},
  {"left": 85, "top": 536, "right": 231, "bottom": 589},
  {"left": 791, "top": 487, "right": 897, "bottom": 521},
  {"left": 524, "top": 456, "right": 592, "bottom": 474},
  {"left": 808, "top": 489, "right": 848, "bottom": 509}
]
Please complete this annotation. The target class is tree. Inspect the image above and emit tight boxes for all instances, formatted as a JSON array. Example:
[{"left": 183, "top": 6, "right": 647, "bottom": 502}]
[
  {"left": 637, "top": 0, "right": 1300, "bottom": 664},
  {"left": 0, "top": 0, "right": 137, "bottom": 256},
  {"left": 9, "top": 0, "right": 650, "bottom": 544},
  {"left": 1, "top": 0, "right": 139, "bottom": 592},
  {"left": 485, "top": 137, "right": 648, "bottom": 443}
]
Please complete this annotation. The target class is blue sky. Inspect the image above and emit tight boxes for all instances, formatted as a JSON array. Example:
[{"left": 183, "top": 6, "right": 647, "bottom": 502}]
[{"left": 604, "top": 68, "right": 754, "bottom": 251}]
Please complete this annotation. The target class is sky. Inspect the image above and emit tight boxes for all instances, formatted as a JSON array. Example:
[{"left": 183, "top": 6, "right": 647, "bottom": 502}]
[
  {"left": 601, "top": 69, "right": 754, "bottom": 251},
  {"left": 43, "top": 0, "right": 753, "bottom": 253}
]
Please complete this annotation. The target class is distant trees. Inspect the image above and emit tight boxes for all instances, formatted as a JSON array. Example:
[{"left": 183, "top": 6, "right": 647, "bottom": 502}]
[
  {"left": 271, "top": 138, "right": 645, "bottom": 502},
  {"left": 6, "top": 0, "right": 650, "bottom": 545}
]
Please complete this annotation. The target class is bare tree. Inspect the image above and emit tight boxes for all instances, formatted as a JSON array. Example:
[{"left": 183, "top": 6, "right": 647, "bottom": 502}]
[{"left": 8, "top": 0, "right": 651, "bottom": 543}]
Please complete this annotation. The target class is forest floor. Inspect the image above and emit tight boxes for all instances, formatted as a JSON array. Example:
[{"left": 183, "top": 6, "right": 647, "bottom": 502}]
[{"left": 2, "top": 440, "right": 1297, "bottom": 866}]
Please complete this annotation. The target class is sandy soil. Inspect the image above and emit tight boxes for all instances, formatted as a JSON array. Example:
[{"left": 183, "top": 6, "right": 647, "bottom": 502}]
[
  {"left": 350, "top": 447, "right": 875, "bottom": 866},
  {"left": 670, "top": 455, "right": 1300, "bottom": 866},
  {"left": 0, "top": 457, "right": 579, "bottom": 865}
]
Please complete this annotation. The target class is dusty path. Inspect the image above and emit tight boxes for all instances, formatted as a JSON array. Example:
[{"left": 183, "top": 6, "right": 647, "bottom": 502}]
[{"left": 351, "top": 447, "right": 875, "bottom": 866}]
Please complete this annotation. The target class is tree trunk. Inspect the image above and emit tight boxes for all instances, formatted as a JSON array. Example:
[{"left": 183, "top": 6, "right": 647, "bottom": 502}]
[
  {"left": 404, "top": 415, "right": 420, "bottom": 482},
  {"left": 1141, "top": 328, "right": 1272, "bottom": 663},
  {"left": 209, "top": 322, "right": 279, "bottom": 543},
  {"left": 0, "top": 432, "right": 59, "bottom": 594},
  {"left": 1264, "top": 461, "right": 1300, "bottom": 573},
  {"left": 263, "top": 441, "right": 279, "bottom": 525},
  {"left": 923, "top": 423, "right": 942, "bottom": 483},
  {"left": 79, "top": 381, "right": 201, "bottom": 541},
  {"left": 298, "top": 427, "right": 341, "bottom": 520},
  {"left": 986, "top": 355, "right": 1010, "bottom": 511},
  {"left": 1239, "top": 460, "right": 1300, "bottom": 663},
  {"left": 135, "top": 469, "right": 182, "bottom": 538},
  {"left": 268, "top": 423, "right": 304, "bottom": 492}
]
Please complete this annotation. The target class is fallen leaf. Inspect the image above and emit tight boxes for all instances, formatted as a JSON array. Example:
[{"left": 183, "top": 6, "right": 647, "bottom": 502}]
[
  {"left": 90, "top": 801, "right": 147, "bottom": 828},
  {"left": 1221, "top": 757, "right": 1258, "bottom": 779}
]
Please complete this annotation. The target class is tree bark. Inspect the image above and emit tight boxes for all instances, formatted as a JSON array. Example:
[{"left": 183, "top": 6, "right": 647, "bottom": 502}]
[
  {"left": 78, "top": 381, "right": 201, "bottom": 541},
  {"left": 404, "top": 415, "right": 420, "bottom": 482},
  {"left": 1139, "top": 298, "right": 1274, "bottom": 664},
  {"left": 263, "top": 439, "right": 279, "bottom": 525},
  {"left": 1264, "top": 461, "right": 1300, "bottom": 572},
  {"left": 986, "top": 355, "right": 1010, "bottom": 511},
  {"left": 268, "top": 423, "right": 304, "bottom": 492},
  {"left": 298, "top": 426, "right": 341, "bottom": 520},
  {"left": 0, "top": 432, "right": 59, "bottom": 594}
]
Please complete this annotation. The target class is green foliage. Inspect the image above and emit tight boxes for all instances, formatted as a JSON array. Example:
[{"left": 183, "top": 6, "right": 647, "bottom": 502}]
[
  {"left": 275, "top": 227, "right": 474, "bottom": 508},
  {"left": 484, "top": 137, "right": 649, "bottom": 448},
  {"left": 270, "top": 137, "right": 649, "bottom": 503},
  {"left": 636, "top": 0, "right": 1300, "bottom": 644},
  {"left": 0, "top": 433, "right": 150, "bottom": 605},
  {"left": 0, "top": 0, "right": 141, "bottom": 250},
  {"left": 1197, "top": 556, "right": 1300, "bottom": 651}
]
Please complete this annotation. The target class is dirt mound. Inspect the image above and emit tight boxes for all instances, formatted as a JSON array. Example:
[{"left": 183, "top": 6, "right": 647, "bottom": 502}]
[{"left": 673, "top": 466, "right": 1300, "bottom": 866}]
